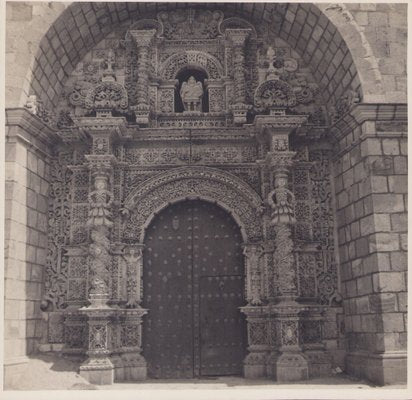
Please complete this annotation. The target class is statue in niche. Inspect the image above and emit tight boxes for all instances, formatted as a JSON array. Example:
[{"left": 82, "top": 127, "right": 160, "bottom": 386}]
[{"left": 180, "top": 76, "right": 204, "bottom": 112}]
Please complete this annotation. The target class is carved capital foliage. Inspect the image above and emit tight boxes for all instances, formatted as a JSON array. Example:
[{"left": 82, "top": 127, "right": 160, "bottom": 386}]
[{"left": 123, "top": 167, "right": 264, "bottom": 243}]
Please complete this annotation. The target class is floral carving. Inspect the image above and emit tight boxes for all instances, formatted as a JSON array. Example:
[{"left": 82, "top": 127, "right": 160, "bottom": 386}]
[
  {"left": 158, "top": 9, "right": 223, "bottom": 40},
  {"left": 123, "top": 167, "right": 264, "bottom": 243},
  {"left": 84, "top": 81, "right": 128, "bottom": 114},
  {"left": 254, "top": 79, "right": 296, "bottom": 110},
  {"left": 160, "top": 51, "right": 223, "bottom": 80}
]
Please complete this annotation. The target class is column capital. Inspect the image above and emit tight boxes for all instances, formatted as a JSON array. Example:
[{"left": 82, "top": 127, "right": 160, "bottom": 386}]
[
  {"left": 129, "top": 29, "right": 156, "bottom": 47},
  {"left": 225, "top": 28, "right": 251, "bottom": 46}
]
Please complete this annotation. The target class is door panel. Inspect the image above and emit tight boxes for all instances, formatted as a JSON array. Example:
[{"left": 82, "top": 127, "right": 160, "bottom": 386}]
[
  {"left": 142, "top": 200, "right": 246, "bottom": 378},
  {"left": 199, "top": 275, "right": 246, "bottom": 376},
  {"left": 143, "top": 202, "right": 194, "bottom": 378}
]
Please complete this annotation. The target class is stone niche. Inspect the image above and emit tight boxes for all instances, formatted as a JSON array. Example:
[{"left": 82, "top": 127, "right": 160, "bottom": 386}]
[{"left": 38, "top": 7, "right": 343, "bottom": 384}]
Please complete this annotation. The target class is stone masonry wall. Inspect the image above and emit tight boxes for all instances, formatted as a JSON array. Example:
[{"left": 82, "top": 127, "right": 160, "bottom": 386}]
[
  {"left": 345, "top": 3, "right": 407, "bottom": 103},
  {"left": 4, "top": 109, "right": 54, "bottom": 387},
  {"left": 332, "top": 106, "right": 407, "bottom": 384}
]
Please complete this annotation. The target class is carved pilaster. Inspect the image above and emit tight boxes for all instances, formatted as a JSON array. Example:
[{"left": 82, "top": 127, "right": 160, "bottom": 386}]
[
  {"left": 129, "top": 30, "right": 156, "bottom": 124},
  {"left": 226, "top": 29, "right": 252, "bottom": 124},
  {"left": 123, "top": 244, "right": 144, "bottom": 308},
  {"left": 255, "top": 114, "right": 310, "bottom": 382},
  {"left": 243, "top": 244, "right": 263, "bottom": 306}
]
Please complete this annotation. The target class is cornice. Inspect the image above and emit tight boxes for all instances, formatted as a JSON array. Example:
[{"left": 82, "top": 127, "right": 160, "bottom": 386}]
[
  {"left": 330, "top": 103, "right": 407, "bottom": 142},
  {"left": 5, "top": 108, "right": 61, "bottom": 148}
]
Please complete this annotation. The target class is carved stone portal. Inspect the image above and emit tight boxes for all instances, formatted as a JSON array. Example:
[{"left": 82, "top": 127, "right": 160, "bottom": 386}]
[{"left": 42, "top": 7, "right": 341, "bottom": 386}]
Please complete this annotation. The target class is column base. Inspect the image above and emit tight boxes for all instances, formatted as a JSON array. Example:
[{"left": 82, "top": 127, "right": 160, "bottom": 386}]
[
  {"left": 243, "top": 352, "right": 268, "bottom": 378},
  {"left": 305, "top": 350, "right": 332, "bottom": 378},
  {"left": 121, "top": 352, "right": 147, "bottom": 381},
  {"left": 272, "top": 352, "right": 309, "bottom": 382},
  {"left": 346, "top": 351, "right": 407, "bottom": 385},
  {"left": 79, "top": 357, "right": 114, "bottom": 385}
]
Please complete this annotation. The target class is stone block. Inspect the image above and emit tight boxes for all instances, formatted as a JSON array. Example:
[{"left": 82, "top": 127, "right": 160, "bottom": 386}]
[
  {"left": 388, "top": 175, "right": 407, "bottom": 193},
  {"left": 400, "top": 233, "right": 407, "bottom": 251},
  {"left": 352, "top": 315, "right": 362, "bottom": 333},
  {"left": 36, "top": 248, "right": 47, "bottom": 265},
  {"left": 27, "top": 151, "right": 38, "bottom": 173},
  {"left": 361, "top": 138, "right": 382, "bottom": 156},
  {"left": 390, "top": 213, "right": 407, "bottom": 232},
  {"left": 31, "top": 264, "right": 43, "bottom": 281},
  {"left": 390, "top": 251, "right": 407, "bottom": 271},
  {"left": 356, "top": 296, "right": 370, "bottom": 314},
  {"left": 369, "top": 293, "right": 397, "bottom": 313},
  {"left": 372, "top": 272, "right": 405, "bottom": 293},
  {"left": 354, "top": 11, "right": 368, "bottom": 25},
  {"left": 372, "top": 194, "right": 404, "bottom": 213},
  {"left": 370, "top": 176, "right": 388, "bottom": 193},
  {"left": 389, "top": 11, "right": 407, "bottom": 27},
  {"left": 351, "top": 259, "right": 363, "bottom": 278},
  {"left": 346, "top": 279, "right": 357, "bottom": 298},
  {"left": 355, "top": 237, "right": 369, "bottom": 258},
  {"left": 369, "top": 233, "right": 400, "bottom": 252},
  {"left": 381, "top": 313, "right": 405, "bottom": 333},
  {"left": 397, "top": 292, "right": 407, "bottom": 312},
  {"left": 357, "top": 276, "right": 373, "bottom": 296},
  {"left": 361, "top": 314, "right": 379, "bottom": 333}
]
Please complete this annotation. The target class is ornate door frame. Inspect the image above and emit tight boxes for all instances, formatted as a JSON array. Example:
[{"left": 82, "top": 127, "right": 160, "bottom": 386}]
[{"left": 120, "top": 166, "right": 265, "bottom": 373}]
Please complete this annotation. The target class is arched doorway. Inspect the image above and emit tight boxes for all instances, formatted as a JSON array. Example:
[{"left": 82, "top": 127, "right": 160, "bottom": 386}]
[{"left": 142, "top": 200, "right": 247, "bottom": 379}]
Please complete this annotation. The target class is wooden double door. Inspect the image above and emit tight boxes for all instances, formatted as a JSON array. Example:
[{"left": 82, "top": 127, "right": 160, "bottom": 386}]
[{"left": 142, "top": 200, "right": 247, "bottom": 378}]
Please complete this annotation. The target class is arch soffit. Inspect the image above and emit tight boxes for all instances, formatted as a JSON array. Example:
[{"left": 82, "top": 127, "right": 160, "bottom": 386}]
[
  {"left": 123, "top": 166, "right": 264, "bottom": 243},
  {"left": 29, "top": 3, "right": 382, "bottom": 110}
]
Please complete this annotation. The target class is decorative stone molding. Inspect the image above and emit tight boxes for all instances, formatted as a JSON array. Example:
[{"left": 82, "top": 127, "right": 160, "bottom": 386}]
[
  {"left": 157, "top": 9, "right": 224, "bottom": 40},
  {"left": 159, "top": 51, "right": 224, "bottom": 80},
  {"left": 128, "top": 29, "right": 156, "bottom": 124},
  {"left": 243, "top": 244, "right": 264, "bottom": 306},
  {"left": 123, "top": 244, "right": 144, "bottom": 308},
  {"left": 123, "top": 166, "right": 264, "bottom": 243}
]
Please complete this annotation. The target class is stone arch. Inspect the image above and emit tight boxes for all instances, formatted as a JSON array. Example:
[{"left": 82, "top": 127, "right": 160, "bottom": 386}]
[
  {"left": 159, "top": 51, "right": 224, "bottom": 80},
  {"left": 123, "top": 166, "right": 264, "bottom": 244},
  {"left": 8, "top": 2, "right": 403, "bottom": 110}
]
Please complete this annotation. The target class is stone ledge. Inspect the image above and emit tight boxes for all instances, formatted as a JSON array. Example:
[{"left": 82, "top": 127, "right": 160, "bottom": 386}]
[
  {"left": 5, "top": 107, "right": 61, "bottom": 148},
  {"left": 330, "top": 103, "right": 407, "bottom": 143}
]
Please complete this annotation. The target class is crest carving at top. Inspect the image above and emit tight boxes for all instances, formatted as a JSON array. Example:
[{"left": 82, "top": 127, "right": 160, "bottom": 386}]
[
  {"left": 254, "top": 79, "right": 296, "bottom": 110},
  {"left": 157, "top": 9, "right": 224, "bottom": 40}
]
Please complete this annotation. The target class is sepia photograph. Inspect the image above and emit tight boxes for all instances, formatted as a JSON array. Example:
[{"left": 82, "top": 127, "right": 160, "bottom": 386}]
[{"left": 2, "top": 1, "right": 409, "bottom": 398}]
